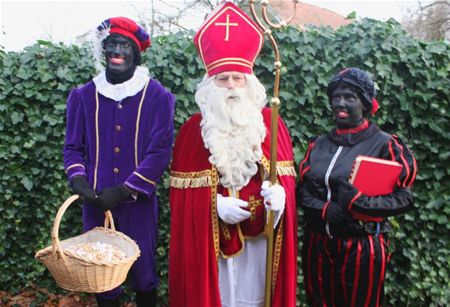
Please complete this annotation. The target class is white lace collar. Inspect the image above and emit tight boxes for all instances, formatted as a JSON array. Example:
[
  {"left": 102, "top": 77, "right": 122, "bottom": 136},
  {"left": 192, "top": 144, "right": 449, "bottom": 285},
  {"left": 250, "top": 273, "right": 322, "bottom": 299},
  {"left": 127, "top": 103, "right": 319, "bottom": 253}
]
[{"left": 93, "top": 66, "right": 150, "bottom": 101}]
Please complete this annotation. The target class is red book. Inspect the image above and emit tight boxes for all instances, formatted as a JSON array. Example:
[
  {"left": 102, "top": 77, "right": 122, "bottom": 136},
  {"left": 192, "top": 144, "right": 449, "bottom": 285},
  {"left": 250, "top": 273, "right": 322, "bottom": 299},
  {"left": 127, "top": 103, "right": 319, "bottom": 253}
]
[{"left": 348, "top": 155, "right": 403, "bottom": 222}]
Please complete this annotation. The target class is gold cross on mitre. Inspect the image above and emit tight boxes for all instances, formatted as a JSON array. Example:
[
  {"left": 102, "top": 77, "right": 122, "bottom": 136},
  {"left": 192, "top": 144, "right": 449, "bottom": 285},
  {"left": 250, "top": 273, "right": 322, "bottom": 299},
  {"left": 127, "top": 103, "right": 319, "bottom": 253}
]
[
  {"left": 248, "top": 195, "right": 263, "bottom": 221},
  {"left": 215, "top": 14, "right": 238, "bottom": 41}
]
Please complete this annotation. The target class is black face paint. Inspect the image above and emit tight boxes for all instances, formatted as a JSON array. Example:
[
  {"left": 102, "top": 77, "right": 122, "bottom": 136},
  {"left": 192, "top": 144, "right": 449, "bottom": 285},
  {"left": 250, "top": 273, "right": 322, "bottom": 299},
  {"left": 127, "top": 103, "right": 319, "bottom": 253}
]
[
  {"left": 331, "top": 86, "right": 365, "bottom": 129},
  {"left": 104, "top": 34, "right": 137, "bottom": 84}
]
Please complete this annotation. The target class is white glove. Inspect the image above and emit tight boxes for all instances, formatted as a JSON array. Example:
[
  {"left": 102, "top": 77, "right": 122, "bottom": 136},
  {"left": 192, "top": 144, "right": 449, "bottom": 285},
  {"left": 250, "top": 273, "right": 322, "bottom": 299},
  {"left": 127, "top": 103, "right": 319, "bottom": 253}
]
[
  {"left": 260, "top": 181, "right": 286, "bottom": 227},
  {"left": 217, "top": 194, "right": 251, "bottom": 224}
]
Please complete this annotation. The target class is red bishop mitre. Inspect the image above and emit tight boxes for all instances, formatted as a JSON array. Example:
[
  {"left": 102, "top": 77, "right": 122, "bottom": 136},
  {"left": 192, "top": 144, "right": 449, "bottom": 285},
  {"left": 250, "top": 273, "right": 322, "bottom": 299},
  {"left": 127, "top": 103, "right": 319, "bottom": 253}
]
[{"left": 194, "top": 1, "right": 264, "bottom": 76}]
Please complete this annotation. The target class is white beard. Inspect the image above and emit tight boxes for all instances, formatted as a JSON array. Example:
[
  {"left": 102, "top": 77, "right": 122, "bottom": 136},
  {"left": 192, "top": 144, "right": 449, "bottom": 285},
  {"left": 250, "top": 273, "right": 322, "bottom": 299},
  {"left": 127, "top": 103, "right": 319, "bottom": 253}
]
[{"left": 195, "top": 74, "right": 267, "bottom": 190}]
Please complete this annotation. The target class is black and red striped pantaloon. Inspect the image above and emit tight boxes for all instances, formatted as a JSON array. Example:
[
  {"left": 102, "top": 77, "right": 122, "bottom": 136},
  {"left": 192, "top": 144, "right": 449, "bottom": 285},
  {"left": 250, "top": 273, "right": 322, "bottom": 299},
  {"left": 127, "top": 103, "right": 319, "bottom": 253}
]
[{"left": 302, "top": 228, "right": 390, "bottom": 307}]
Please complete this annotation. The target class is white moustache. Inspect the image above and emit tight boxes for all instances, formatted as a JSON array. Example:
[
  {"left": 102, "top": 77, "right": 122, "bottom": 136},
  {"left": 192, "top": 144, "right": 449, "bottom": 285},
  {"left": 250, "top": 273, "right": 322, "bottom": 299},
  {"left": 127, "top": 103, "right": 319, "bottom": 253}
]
[{"left": 219, "top": 88, "right": 246, "bottom": 101}]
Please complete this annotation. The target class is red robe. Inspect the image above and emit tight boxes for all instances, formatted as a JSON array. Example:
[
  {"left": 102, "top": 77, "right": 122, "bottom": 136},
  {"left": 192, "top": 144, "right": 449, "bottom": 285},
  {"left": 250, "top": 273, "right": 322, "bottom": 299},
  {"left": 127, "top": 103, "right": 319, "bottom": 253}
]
[{"left": 169, "top": 107, "right": 297, "bottom": 307}]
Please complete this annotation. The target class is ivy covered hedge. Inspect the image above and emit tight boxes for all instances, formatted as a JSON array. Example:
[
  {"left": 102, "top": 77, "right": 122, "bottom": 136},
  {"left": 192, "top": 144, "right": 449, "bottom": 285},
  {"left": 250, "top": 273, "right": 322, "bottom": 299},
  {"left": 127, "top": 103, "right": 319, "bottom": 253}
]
[{"left": 0, "top": 18, "right": 448, "bottom": 306}]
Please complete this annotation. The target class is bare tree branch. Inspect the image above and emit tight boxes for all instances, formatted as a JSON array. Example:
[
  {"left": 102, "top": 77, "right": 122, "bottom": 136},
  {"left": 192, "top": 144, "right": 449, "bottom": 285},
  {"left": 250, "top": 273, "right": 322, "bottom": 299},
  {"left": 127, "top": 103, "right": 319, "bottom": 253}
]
[
  {"left": 127, "top": 0, "right": 214, "bottom": 36},
  {"left": 402, "top": 0, "right": 450, "bottom": 40},
  {"left": 421, "top": 0, "right": 450, "bottom": 10}
]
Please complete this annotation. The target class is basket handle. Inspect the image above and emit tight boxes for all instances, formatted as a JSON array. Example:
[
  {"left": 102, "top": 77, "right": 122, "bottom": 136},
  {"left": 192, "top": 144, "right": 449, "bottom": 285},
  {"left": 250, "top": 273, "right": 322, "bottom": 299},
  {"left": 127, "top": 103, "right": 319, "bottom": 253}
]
[{"left": 51, "top": 195, "right": 115, "bottom": 262}]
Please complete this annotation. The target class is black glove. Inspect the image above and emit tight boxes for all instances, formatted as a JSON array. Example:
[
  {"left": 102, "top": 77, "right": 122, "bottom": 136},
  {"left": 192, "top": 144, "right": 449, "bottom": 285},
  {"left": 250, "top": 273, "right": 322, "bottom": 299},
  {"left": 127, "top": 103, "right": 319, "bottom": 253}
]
[
  {"left": 336, "top": 178, "right": 362, "bottom": 208},
  {"left": 324, "top": 201, "right": 352, "bottom": 224},
  {"left": 94, "top": 184, "right": 133, "bottom": 211},
  {"left": 70, "top": 176, "right": 96, "bottom": 203},
  {"left": 302, "top": 174, "right": 324, "bottom": 197},
  {"left": 303, "top": 174, "right": 320, "bottom": 188}
]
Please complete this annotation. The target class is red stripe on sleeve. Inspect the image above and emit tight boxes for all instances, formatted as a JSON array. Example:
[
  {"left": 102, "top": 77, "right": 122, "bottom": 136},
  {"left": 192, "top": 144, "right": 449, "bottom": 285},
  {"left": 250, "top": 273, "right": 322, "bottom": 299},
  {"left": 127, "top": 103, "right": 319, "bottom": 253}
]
[
  {"left": 407, "top": 154, "right": 418, "bottom": 187},
  {"left": 301, "top": 165, "right": 311, "bottom": 180},
  {"left": 298, "top": 142, "right": 314, "bottom": 181},
  {"left": 388, "top": 141, "right": 396, "bottom": 161},
  {"left": 392, "top": 137, "right": 411, "bottom": 187},
  {"left": 347, "top": 191, "right": 362, "bottom": 211}
]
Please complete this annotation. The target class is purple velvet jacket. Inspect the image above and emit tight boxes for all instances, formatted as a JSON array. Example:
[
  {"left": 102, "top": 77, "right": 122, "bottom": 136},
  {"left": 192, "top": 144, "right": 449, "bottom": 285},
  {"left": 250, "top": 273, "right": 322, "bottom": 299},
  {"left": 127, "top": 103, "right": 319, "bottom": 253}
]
[
  {"left": 63, "top": 75, "right": 174, "bottom": 294},
  {"left": 63, "top": 78, "right": 175, "bottom": 197}
]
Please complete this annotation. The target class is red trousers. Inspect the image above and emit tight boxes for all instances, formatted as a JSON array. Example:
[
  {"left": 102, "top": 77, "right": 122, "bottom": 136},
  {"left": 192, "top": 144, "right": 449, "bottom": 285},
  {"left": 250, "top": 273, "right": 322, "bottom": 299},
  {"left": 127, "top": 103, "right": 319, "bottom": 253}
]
[{"left": 302, "top": 228, "right": 390, "bottom": 307}]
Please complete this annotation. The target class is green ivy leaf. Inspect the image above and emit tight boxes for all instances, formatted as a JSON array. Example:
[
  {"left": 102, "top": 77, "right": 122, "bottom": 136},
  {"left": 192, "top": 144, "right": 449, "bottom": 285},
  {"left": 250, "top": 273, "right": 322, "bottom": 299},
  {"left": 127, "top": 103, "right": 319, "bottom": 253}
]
[{"left": 20, "top": 177, "right": 33, "bottom": 191}]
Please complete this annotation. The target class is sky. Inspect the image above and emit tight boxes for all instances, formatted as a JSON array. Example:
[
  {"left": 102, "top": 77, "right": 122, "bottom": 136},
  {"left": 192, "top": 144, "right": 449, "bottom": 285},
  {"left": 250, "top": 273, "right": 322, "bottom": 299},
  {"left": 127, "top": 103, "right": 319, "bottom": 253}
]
[{"left": 1, "top": 0, "right": 421, "bottom": 52}]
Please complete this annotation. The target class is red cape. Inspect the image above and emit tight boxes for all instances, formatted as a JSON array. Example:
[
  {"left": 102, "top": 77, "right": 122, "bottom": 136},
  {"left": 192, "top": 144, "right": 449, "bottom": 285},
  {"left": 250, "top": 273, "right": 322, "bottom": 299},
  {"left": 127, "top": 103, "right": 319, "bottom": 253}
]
[{"left": 169, "top": 108, "right": 297, "bottom": 307}]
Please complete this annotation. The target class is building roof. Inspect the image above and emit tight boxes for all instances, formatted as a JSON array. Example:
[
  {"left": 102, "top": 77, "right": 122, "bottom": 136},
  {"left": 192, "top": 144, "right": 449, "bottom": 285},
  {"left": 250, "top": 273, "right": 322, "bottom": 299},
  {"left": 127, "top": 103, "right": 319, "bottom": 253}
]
[{"left": 269, "top": 1, "right": 352, "bottom": 29}]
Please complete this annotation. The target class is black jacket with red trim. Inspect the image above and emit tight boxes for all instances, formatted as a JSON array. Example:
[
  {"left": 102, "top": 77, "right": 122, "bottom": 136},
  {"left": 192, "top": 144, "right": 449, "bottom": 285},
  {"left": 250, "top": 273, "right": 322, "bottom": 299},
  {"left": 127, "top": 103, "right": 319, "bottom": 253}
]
[{"left": 298, "top": 122, "right": 417, "bottom": 238}]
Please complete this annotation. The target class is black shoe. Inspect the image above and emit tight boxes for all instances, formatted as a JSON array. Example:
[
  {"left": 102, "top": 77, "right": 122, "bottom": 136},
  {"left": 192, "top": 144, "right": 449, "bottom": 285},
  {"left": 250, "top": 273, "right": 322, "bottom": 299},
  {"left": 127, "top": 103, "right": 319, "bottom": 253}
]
[
  {"left": 96, "top": 296, "right": 121, "bottom": 307},
  {"left": 136, "top": 289, "right": 157, "bottom": 307}
]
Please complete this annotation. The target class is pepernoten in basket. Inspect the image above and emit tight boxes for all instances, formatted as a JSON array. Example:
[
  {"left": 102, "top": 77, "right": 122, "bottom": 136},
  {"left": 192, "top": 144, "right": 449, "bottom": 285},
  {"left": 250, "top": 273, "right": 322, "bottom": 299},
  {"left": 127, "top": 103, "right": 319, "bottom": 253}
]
[{"left": 35, "top": 195, "right": 141, "bottom": 293}]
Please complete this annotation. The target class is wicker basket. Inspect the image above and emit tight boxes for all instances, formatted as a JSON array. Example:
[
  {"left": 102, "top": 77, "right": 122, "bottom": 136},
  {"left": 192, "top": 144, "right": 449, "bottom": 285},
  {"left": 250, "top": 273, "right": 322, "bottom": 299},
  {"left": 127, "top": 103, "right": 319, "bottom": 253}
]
[{"left": 35, "top": 195, "right": 141, "bottom": 293}]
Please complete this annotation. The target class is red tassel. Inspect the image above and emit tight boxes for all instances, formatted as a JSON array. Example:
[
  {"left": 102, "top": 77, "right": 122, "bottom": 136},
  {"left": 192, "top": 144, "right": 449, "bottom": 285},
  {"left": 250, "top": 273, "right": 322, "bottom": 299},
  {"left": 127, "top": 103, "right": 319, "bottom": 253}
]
[{"left": 371, "top": 98, "right": 379, "bottom": 115}]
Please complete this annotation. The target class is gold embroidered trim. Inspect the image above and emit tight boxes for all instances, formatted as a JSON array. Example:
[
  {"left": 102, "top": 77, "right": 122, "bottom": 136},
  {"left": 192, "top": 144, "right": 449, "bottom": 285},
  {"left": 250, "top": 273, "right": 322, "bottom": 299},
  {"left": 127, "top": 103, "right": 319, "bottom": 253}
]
[
  {"left": 277, "top": 161, "right": 297, "bottom": 177},
  {"left": 207, "top": 57, "right": 253, "bottom": 69},
  {"left": 272, "top": 217, "right": 284, "bottom": 293},
  {"left": 220, "top": 223, "right": 245, "bottom": 259},
  {"left": 260, "top": 155, "right": 271, "bottom": 178},
  {"left": 169, "top": 170, "right": 213, "bottom": 188},
  {"left": 220, "top": 221, "right": 232, "bottom": 240},
  {"left": 94, "top": 91, "right": 100, "bottom": 190},
  {"left": 210, "top": 167, "right": 220, "bottom": 262},
  {"left": 133, "top": 171, "right": 156, "bottom": 186},
  {"left": 248, "top": 195, "right": 263, "bottom": 221},
  {"left": 169, "top": 159, "right": 295, "bottom": 190},
  {"left": 277, "top": 160, "right": 294, "bottom": 167},
  {"left": 260, "top": 156, "right": 296, "bottom": 177},
  {"left": 65, "top": 163, "right": 85, "bottom": 174},
  {"left": 208, "top": 60, "right": 252, "bottom": 72},
  {"left": 171, "top": 169, "right": 212, "bottom": 178},
  {"left": 134, "top": 81, "right": 150, "bottom": 167}
]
